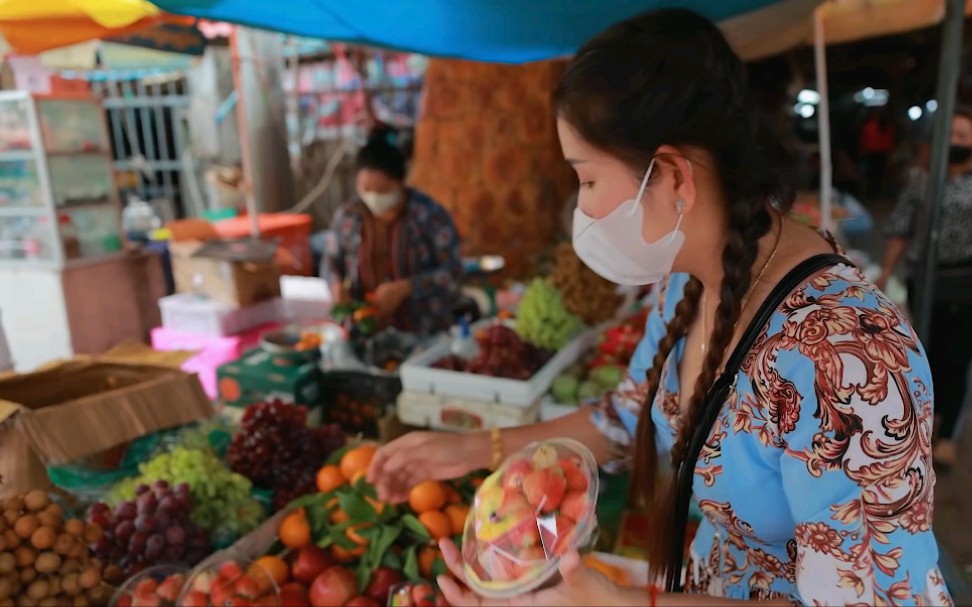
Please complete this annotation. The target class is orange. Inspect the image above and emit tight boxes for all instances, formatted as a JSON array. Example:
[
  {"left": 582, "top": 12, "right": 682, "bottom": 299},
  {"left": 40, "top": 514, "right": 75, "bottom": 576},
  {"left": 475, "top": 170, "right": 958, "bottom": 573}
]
[
  {"left": 418, "top": 511, "right": 452, "bottom": 541},
  {"left": 365, "top": 496, "right": 387, "bottom": 516},
  {"left": 219, "top": 377, "right": 241, "bottom": 402},
  {"left": 331, "top": 543, "right": 365, "bottom": 563},
  {"left": 418, "top": 545, "right": 442, "bottom": 579},
  {"left": 327, "top": 497, "right": 349, "bottom": 525},
  {"left": 445, "top": 486, "right": 462, "bottom": 505},
  {"left": 349, "top": 470, "right": 367, "bottom": 485},
  {"left": 316, "top": 465, "right": 347, "bottom": 494},
  {"left": 251, "top": 555, "right": 289, "bottom": 587},
  {"left": 340, "top": 445, "right": 378, "bottom": 481},
  {"left": 278, "top": 509, "right": 311, "bottom": 549},
  {"left": 346, "top": 524, "right": 370, "bottom": 547},
  {"left": 444, "top": 504, "right": 470, "bottom": 536},
  {"left": 408, "top": 481, "right": 447, "bottom": 514}
]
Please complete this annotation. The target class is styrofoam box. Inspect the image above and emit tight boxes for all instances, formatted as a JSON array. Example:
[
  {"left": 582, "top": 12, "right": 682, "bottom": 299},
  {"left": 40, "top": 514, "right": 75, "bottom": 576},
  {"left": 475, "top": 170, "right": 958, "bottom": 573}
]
[
  {"left": 396, "top": 391, "right": 539, "bottom": 431},
  {"left": 159, "top": 294, "right": 282, "bottom": 337},
  {"left": 540, "top": 398, "right": 579, "bottom": 422},
  {"left": 400, "top": 322, "right": 595, "bottom": 407}
]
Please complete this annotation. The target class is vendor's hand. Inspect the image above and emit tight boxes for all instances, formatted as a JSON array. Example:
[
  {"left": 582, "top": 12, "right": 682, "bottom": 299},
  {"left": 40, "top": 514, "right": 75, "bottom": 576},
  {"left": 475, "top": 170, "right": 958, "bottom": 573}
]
[
  {"left": 367, "top": 431, "right": 484, "bottom": 503},
  {"left": 372, "top": 279, "right": 412, "bottom": 317},
  {"left": 331, "top": 282, "right": 352, "bottom": 305},
  {"left": 874, "top": 271, "right": 891, "bottom": 292},
  {"left": 437, "top": 539, "right": 619, "bottom": 607}
]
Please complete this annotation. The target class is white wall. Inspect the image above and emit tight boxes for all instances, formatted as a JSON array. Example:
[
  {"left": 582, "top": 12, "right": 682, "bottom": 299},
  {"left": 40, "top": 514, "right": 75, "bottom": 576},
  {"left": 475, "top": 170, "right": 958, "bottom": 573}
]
[{"left": 0, "top": 269, "right": 72, "bottom": 371}]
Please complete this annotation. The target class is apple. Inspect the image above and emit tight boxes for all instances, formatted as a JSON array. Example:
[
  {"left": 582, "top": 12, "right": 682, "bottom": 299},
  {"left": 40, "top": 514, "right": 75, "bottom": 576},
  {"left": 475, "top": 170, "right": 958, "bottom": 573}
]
[
  {"left": 219, "top": 561, "right": 245, "bottom": 581},
  {"left": 345, "top": 597, "right": 381, "bottom": 607},
  {"left": 182, "top": 590, "right": 209, "bottom": 607},
  {"left": 309, "top": 566, "right": 357, "bottom": 607},
  {"left": 365, "top": 567, "right": 404, "bottom": 603},
  {"left": 292, "top": 545, "right": 333, "bottom": 585},
  {"left": 279, "top": 582, "right": 310, "bottom": 607}
]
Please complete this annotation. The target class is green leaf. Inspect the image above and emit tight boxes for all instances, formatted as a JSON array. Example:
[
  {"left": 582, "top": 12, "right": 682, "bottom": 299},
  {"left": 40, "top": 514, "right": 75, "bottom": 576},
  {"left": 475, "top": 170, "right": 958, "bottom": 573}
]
[
  {"left": 355, "top": 562, "right": 372, "bottom": 594},
  {"left": 379, "top": 503, "right": 399, "bottom": 524},
  {"left": 370, "top": 524, "right": 402, "bottom": 570},
  {"left": 305, "top": 504, "right": 328, "bottom": 538},
  {"left": 431, "top": 556, "right": 448, "bottom": 579},
  {"left": 330, "top": 524, "right": 359, "bottom": 550},
  {"left": 315, "top": 536, "right": 334, "bottom": 549},
  {"left": 339, "top": 492, "right": 379, "bottom": 523},
  {"left": 403, "top": 545, "right": 420, "bottom": 582},
  {"left": 325, "top": 445, "right": 352, "bottom": 466},
  {"left": 287, "top": 492, "right": 327, "bottom": 511},
  {"left": 360, "top": 483, "right": 378, "bottom": 499},
  {"left": 401, "top": 514, "right": 430, "bottom": 539},
  {"left": 381, "top": 550, "right": 403, "bottom": 570}
]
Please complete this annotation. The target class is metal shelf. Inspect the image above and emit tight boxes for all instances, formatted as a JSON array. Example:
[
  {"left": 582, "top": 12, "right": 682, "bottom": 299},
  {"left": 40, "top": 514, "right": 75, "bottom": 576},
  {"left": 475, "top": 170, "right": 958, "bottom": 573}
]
[
  {"left": 0, "top": 207, "right": 45, "bottom": 217},
  {"left": 0, "top": 150, "right": 36, "bottom": 163}
]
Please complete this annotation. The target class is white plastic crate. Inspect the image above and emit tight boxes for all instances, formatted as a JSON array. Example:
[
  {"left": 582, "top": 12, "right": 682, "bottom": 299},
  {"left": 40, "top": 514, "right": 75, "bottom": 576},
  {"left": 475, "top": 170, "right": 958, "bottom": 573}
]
[
  {"left": 159, "top": 294, "right": 281, "bottom": 337},
  {"left": 396, "top": 391, "right": 539, "bottom": 431},
  {"left": 540, "top": 398, "right": 580, "bottom": 421},
  {"left": 400, "top": 322, "right": 594, "bottom": 407}
]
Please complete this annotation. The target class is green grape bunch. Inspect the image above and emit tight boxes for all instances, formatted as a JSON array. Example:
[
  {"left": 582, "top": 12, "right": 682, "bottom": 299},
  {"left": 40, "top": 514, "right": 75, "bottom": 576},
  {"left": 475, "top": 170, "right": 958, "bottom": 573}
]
[
  {"left": 515, "top": 278, "right": 582, "bottom": 350},
  {"left": 109, "top": 447, "right": 264, "bottom": 541}
]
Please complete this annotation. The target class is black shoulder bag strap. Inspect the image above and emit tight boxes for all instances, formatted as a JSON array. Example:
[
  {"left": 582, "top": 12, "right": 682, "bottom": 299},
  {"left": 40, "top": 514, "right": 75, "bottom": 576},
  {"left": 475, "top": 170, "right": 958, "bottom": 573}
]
[{"left": 665, "top": 253, "right": 852, "bottom": 592}]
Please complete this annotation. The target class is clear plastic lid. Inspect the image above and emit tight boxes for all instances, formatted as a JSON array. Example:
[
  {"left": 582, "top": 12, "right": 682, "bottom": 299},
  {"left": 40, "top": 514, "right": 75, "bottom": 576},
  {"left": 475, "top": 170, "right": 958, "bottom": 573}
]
[
  {"left": 461, "top": 438, "right": 599, "bottom": 599},
  {"left": 110, "top": 564, "right": 190, "bottom": 607}
]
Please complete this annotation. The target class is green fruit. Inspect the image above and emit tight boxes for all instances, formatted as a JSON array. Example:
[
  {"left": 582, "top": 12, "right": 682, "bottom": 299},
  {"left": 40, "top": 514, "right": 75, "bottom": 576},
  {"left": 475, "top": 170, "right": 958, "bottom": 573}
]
[
  {"left": 514, "top": 278, "right": 582, "bottom": 350},
  {"left": 590, "top": 364, "right": 625, "bottom": 389},
  {"left": 552, "top": 375, "right": 580, "bottom": 404},
  {"left": 578, "top": 380, "right": 606, "bottom": 402}
]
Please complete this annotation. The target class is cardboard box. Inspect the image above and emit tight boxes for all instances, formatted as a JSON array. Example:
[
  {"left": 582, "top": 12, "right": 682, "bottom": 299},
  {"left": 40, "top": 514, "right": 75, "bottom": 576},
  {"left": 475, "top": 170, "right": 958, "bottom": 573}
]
[
  {"left": 216, "top": 349, "right": 323, "bottom": 420},
  {"left": 170, "top": 240, "right": 282, "bottom": 308},
  {"left": 0, "top": 361, "right": 214, "bottom": 498}
]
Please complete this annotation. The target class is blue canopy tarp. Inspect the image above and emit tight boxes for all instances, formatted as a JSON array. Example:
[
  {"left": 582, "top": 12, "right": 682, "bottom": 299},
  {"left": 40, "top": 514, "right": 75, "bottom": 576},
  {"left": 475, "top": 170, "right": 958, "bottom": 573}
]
[{"left": 149, "top": 0, "right": 814, "bottom": 63}]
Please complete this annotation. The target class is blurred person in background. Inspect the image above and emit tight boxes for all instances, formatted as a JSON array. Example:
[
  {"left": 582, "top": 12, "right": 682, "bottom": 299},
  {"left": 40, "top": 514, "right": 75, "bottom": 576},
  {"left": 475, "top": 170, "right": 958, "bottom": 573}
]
[
  {"left": 326, "top": 126, "right": 463, "bottom": 335},
  {"left": 859, "top": 107, "right": 897, "bottom": 201},
  {"left": 878, "top": 106, "right": 972, "bottom": 468}
]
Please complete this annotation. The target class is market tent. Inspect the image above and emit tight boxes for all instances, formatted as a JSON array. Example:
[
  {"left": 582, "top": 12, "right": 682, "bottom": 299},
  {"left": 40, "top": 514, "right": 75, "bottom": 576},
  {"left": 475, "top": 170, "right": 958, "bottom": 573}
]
[
  {"left": 0, "top": 0, "right": 191, "bottom": 55},
  {"left": 150, "top": 0, "right": 822, "bottom": 62}
]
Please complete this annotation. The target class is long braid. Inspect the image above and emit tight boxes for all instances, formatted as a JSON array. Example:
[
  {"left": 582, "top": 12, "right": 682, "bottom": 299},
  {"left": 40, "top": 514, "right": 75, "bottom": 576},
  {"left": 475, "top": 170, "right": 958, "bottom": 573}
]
[{"left": 630, "top": 277, "right": 703, "bottom": 510}]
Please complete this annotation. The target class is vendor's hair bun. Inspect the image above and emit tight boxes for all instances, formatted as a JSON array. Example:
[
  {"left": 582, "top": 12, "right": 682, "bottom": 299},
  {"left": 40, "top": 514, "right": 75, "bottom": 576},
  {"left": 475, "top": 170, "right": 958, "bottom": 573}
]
[{"left": 357, "top": 124, "right": 407, "bottom": 180}]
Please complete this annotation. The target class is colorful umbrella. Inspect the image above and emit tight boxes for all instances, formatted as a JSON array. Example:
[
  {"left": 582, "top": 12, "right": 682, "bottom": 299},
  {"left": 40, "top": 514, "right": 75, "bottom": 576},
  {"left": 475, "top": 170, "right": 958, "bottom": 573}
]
[{"left": 0, "top": 0, "right": 192, "bottom": 55}]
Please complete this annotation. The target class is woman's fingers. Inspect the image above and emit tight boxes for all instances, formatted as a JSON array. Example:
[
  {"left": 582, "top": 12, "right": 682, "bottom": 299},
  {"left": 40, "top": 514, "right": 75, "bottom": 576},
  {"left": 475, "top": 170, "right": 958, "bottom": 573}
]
[
  {"left": 439, "top": 538, "right": 469, "bottom": 583},
  {"left": 437, "top": 575, "right": 483, "bottom": 607},
  {"left": 558, "top": 550, "right": 582, "bottom": 580}
]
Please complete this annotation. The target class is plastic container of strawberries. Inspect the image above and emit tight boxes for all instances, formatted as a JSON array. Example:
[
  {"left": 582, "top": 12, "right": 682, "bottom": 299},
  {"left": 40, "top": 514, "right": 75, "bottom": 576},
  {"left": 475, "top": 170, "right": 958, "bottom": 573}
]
[
  {"left": 178, "top": 556, "right": 281, "bottom": 606},
  {"left": 461, "top": 438, "right": 599, "bottom": 599},
  {"left": 110, "top": 565, "right": 190, "bottom": 607}
]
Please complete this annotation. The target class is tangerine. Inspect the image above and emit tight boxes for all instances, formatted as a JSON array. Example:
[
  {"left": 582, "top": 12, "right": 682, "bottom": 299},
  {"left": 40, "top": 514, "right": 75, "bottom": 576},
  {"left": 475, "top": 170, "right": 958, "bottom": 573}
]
[
  {"left": 340, "top": 445, "right": 377, "bottom": 480},
  {"left": 346, "top": 524, "right": 370, "bottom": 547},
  {"left": 408, "top": 481, "right": 447, "bottom": 514},
  {"left": 316, "top": 465, "right": 347, "bottom": 494},
  {"left": 365, "top": 496, "right": 386, "bottom": 516},
  {"left": 251, "top": 555, "right": 289, "bottom": 587},
  {"left": 445, "top": 486, "right": 462, "bottom": 505},
  {"left": 278, "top": 509, "right": 311, "bottom": 549},
  {"left": 444, "top": 504, "right": 470, "bottom": 536},
  {"left": 418, "top": 545, "right": 442, "bottom": 579},
  {"left": 327, "top": 497, "right": 349, "bottom": 525},
  {"left": 418, "top": 511, "right": 452, "bottom": 541},
  {"left": 219, "top": 378, "right": 241, "bottom": 402},
  {"left": 349, "top": 469, "right": 367, "bottom": 485}
]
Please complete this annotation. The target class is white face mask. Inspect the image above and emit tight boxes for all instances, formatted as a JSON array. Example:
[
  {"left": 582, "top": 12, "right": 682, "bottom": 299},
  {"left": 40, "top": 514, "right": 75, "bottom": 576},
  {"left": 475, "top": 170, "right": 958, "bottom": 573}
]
[
  {"left": 572, "top": 159, "right": 685, "bottom": 286},
  {"left": 359, "top": 189, "right": 401, "bottom": 215}
]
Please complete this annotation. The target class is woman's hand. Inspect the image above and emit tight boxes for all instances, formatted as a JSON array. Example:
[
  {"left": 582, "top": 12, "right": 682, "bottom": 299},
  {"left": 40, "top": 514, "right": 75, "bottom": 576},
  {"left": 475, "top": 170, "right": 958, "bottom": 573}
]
[
  {"left": 372, "top": 279, "right": 412, "bottom": 317},
  {"left": 436, "top": 539, "right": 625, "bottom": 607},
  {"left": 367, "top": 431, "right": 486, "bottom": 503}
]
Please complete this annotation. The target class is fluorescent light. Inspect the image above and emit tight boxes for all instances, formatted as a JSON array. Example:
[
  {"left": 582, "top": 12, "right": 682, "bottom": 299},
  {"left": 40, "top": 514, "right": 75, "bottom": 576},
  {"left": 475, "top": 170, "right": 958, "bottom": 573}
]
[
  {"left": 908, "top": 106, "right": 923, "bottom": 121},
  {"left": 798, "top": 89, "right": 821, "bottom": 105},
  {"left": 798, "top": 103, "right": 815, "bottom": 118},
  {"left": 926, "top": 99, "right": 938, "bottom": 112},
  {"left": 853, "top": 88, "right": 888, "bottom": 106}
]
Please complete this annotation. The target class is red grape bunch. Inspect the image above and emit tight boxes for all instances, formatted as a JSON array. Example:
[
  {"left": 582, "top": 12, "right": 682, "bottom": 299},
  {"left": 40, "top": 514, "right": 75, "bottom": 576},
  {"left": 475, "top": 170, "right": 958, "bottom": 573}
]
[
  {"left": 86, "top": 480, "right": 211, "bottom": 576},
  {"left": 226, "top": 401, "right": 346, "bottom": 511},
  {"left": 465, "top": 324, "right": 552, "bottom": 380}
]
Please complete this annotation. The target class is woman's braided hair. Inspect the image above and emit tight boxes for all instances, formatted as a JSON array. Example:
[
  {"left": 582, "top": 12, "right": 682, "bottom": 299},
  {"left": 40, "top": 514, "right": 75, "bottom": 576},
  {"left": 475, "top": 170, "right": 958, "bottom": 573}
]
[{"left": 554, "top": 9, "right": 794, "bottom": 580}]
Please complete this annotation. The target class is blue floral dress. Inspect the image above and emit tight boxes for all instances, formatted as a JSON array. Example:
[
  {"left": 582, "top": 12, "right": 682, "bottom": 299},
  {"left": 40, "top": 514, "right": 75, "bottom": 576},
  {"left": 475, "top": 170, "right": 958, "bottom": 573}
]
[{"left": 593, "top": 265, "right": 952, "bottom": 605}]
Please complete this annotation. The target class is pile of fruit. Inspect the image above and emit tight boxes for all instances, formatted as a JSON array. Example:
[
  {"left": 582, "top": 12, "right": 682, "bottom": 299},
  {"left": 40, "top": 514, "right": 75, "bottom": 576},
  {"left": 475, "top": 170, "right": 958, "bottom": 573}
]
[
  {"left": 113, "top": 568, "right": 187, "bottom": 607},
  {"left": 432, "top": 324, "right": 551, "bottom": 380},
  {"left": 231, "top": 444, "right": 482, "bottom": 606},
  {"left": 226, "top": 401, "right": 346, "bottom": 511},
  {"left": 180, "top": 558, "right": 280, "bottom": 607},
  {"left": 514, "top": 279, "right": 581, "bottom": 351},
  {"left": 0, "top": 490, "right": 113, "bottom": 607},
  {"left": 109, "top": 447, "right": 264, "bottom": 544},
  {"left": 549, "top": 243, "right": 623, "bottom": 325},
  {"left": 87, "top": 481, "right": 211, "bottom": 576},
  {"left": 462, "top": 440, "right": 599, "bottom": 598},
  {"left": 548, "top": 311, "right": 648, "bottom": 406}
]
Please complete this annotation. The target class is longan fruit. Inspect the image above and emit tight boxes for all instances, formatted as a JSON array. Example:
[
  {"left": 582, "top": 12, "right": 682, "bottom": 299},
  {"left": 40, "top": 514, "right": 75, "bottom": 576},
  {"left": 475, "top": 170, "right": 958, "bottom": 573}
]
[
  {"left": 13, "top": 545, "right": 35, "bottom": 568},
  {"left": 77, "top": 567, "right": 98, "bottom": 591},
  {"left": 0, "top": 598, "right": 12, "bottom": 607},
  {"left": 61, "top": 521, "right": 82, "bottom": 540},
  {"left": 22, "top": 493, "right": 48, "bottom": 514},
  {"left": 71, "top": 597, "right": 86, "bottom": 607},
  {"left": 33, "top": 553, "right": 59, "bottom": 574},
  {"left": 3, "top": 530, "right": 19, "bottom": 550},
  {"left": 101, "top": 564, "right": 122, "bottom": 586},
  {"left": 79, "top": 526, "right": 100, "bottom": 547},
  {"left": 0, "top": 576, "right": 11, "bottom": 600},
  {"left": 84, "top": 586, "right": 109, "bottom": 605},
  {"left": 1, "top": 513, "right": 15, "bottom": 529},
  {"left": 13, "top": 516, "right": 38, "bottom": 540},
  {"left": 46, "top": 576, "right": 60, "bottom": 598},
  {"left": 55, "top": 599, "right": 70, "bottom": 607},
  {"left": 59, "top": 574, "right": 78, "bottom": 597},
  {"left": 34, "top": 514, "right": 57, "bottom": 531},
  {"left": 18, "top": 568, "right": 35, "bottom": 585},
  {"left": 37, "top": 600, "right": 56, "bottom": 607},
  {"left": 17, "top": 596, "right": 38, "bottom": 607},
  {"left": 52, "top": 535, "right": 73, "bottom": 557},
  {"left": 59, "top": 559, "right": 80, "bottom": 575},
  {"left": 0, "top": 535, "right": 6, "bottom": 552},
  {"left": 25, "top": 580, "right": 48, "bottom": 601},
  {"left": 40, "top": 506, "right": 61, "bottom": 526},
  {"left": 29, "top": 527, "right": 54, "bottom": 551},
  {"left": 2, "top": 498, "right": 24, "bottom": 514}
]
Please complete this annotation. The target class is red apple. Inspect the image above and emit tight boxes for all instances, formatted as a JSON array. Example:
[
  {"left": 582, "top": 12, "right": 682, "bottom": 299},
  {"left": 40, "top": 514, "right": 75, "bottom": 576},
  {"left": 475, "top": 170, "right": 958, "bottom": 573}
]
[
  {"left": 365, "top": 567, "right": 404, "bottom": 603},
  {"left": 219, "top": 561, "right": 245, "bottom": 581},
  {"left": 345, "top": 598, "right": 380, "bottom": 607},
  {"left": 279, "top": 582, "right": 310, "bottom": 607},
  {"left": 309, "top": 567, "right": 357, "bottom": 607},
  {"left": 292, "top": 545, "right": 333, "bottom": 585},
  {"left": 411, "top": 584, "right": 435, "bottom": 604},
  {"left": 234, "top": 575, "right": 263, "bottom": 599}
]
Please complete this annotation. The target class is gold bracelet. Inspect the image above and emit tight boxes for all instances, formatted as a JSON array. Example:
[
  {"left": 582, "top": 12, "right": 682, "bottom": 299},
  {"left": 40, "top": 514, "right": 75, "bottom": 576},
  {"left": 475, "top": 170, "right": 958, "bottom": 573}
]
[{"left": 489, "top": 427, "right": 504, "bottom": 469}]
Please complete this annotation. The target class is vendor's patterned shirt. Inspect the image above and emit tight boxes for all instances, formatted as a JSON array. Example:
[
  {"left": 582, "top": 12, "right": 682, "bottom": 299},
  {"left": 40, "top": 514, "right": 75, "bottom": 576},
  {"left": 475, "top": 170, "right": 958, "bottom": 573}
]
[
  {"left": 593, "top": 267, "right": 952, "bottom": 606},
  {"left": 885, "top": 168, "right": 972, "bottom": 265}
]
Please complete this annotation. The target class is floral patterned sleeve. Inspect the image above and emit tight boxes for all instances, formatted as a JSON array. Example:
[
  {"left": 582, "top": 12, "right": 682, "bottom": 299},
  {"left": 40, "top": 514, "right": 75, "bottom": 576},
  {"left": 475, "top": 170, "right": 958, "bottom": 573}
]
[
  {"left": 409, "top": 202, "right": 464, "bottom": 299},
  {"left": 884, "top": 170, "right": 926, "bottom": 239},
  {"left": 590, "top": 274, "right": 687, "bottom": 473},
  {"left": 757, "top": 274, "right": 950, "bottom": 606}
]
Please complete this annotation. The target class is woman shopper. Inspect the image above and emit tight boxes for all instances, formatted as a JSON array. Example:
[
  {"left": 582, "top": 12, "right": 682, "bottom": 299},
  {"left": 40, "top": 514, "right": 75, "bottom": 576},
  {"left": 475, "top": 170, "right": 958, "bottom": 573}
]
[
  {"left": 877, "top": 107, "right": 972, "bottom": 468},
  {"left": 327, "top": 125, "right": 463, "bottom": 336},
  {"left": 369, "top": 9, "right": 949, "bottom": 606}
]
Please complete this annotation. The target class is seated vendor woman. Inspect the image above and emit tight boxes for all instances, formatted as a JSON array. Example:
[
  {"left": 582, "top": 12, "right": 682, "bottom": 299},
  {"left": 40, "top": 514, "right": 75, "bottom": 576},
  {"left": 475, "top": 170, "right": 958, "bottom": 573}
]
[{"left": 327, "top": 126, "right": 463, "bottom": 336}]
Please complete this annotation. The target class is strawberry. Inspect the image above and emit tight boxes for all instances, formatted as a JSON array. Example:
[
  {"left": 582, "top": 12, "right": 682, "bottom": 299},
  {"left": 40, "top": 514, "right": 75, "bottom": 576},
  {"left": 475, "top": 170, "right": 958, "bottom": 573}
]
[
  {"left": 501, "top": 459, "right": 533, "bottom": 492},
  {"left": 558, "top": 458, "right": 589, "bottom": 492},
  {"left": 560, "top": 490, "right": 590, "bottom": 522},
  {"left": 531, "top": 444, "right": 559, "bottom": 469},
  {"left": 522, "top": 469, "right": 567, "bottom": 513}
]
